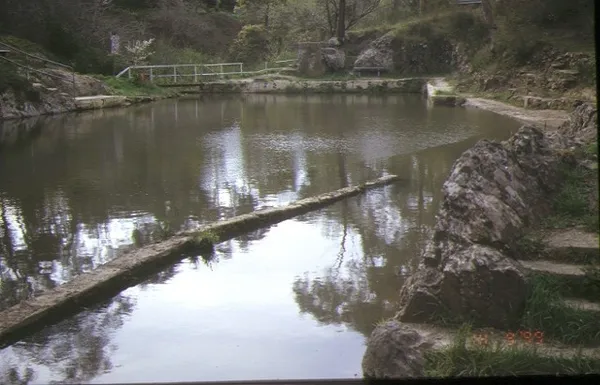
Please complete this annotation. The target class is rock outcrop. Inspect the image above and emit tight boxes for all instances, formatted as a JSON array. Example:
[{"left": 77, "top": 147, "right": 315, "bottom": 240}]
[
  {"left": 362, "top": 321, "right": 437, "bottom": 379},
  {"left": 321, "top": 47, "right": 345, "bottom": 72},
  {"left": 0, "top": 87, "right": 75, "bottom": 120},
  {"left": 354, "top": 34, "right": 394, "bottom": 70},
  {"left": 397, "top": 125, "right": 566, "bottom": 329},
  {"left": 556, "top": 101, "right": 598, "bottom": 146},
  {"left": 44, "top": 68, "right": 111, "bottom": 97},
  {"left": 0, "top": 68, "right": 112, "bottom": 120},
  {"left": 363, "top": 103, "right": 597, "bottom": 378},
  {"left": 353, "top": 29, "right": 453, "bottom": 74},
  {"left": 296, "top": 41, "right": 347, "bottom": 77}
]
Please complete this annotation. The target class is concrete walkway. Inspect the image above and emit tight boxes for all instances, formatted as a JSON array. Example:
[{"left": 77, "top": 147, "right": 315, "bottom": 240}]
[
  {"left": 463, "top": 98, "right": 569, "bottom": 129},
  {"left": 73, "top": 95, "right": 128, "bottom": 110}
]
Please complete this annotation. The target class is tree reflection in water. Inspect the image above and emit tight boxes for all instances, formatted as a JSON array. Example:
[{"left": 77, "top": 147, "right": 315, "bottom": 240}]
[
  {"left": 291, "top": 140, "right": 471, "bottom": 337},
  {"left": 0, "top": 294, "right": 134, "bottom": 385},
  {"left": 0, "top": 95, "right": 518, "bottom": 383}
]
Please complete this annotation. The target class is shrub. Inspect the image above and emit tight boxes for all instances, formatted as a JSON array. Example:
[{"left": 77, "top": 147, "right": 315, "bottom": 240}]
[{"left": 228, "top": 24, "right": 271, "bottom": 66}]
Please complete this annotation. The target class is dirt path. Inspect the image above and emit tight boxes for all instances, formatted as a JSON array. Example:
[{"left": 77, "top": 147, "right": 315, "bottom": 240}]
[{"left": 464, "top": 98, "right": 569, "bottom": 129}]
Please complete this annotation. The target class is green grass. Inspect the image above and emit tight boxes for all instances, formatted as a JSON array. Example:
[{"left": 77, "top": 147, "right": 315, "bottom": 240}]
[
  {"left": 425, "top": 325, "right": 600, "bottom": 377},
  {"left": 514, "top": 234, "right": 546, "bottom": 259},
  {"left": 584, "top": 142, "right": 598, "bottom": 158},
  {"left": 192, "top": 229, "right": 220, "bottom": 249},
  {"left": 0, "top": 61, "right": 41, "bottom": 102},
  {"left": 95, "top": 76, "right": 175, "bottom": 97},
  {"left": 521, "top": 275, "right": 600, "bottom": 346},
  {"left": 543, "top": 162, "right": 598, "bottom": 232}
]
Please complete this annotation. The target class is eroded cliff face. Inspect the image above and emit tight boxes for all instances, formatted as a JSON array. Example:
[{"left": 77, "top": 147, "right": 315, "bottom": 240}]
[
  {"left": 0, "top": 68, "right": 110, "bottom": 120},
  {"left": 353, "top": 31, "right": 455, "bottom": 75},
  {"left": 0, "top": 87, "right": 75, "bottom": 120},
  {"left": 362, "top": 103, "right": 598, "bottom": 378}
]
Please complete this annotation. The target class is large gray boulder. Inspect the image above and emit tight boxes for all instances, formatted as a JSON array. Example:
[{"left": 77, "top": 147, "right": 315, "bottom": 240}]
[
  {"left": 362, "top": 321, "right": 435, "bottom": 378},
  {"left": 353, "top": 34, "right": 394, "bottom": 70},
  {"left": 353, "top": 30, "right": 453, "bottom": 74},
  {"left": 556, "top": 102, "right": 598, "bottom": 146},
  {"left": 321, "top": 47, "right": 345, "bottom": 72},
  {"left": 296, "top": 43, "right": 346, "bottom": 76},
  {"left": 45, "top": 68, "right": 111, "bottom": 97},
  {"left": 397, "top": 125, "right": 565, "bottom": 329},
  {"left": 0, "top": 87, "right": 75, "bottom": 120}
]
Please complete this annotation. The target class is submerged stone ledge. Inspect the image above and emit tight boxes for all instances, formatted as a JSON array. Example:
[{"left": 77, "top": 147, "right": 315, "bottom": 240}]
[
  {"left": 362, "top": 103, "right": 597, "bottom": 378},
  {"left": 0, "top": 175, "right": 402, "bottom": 348}
]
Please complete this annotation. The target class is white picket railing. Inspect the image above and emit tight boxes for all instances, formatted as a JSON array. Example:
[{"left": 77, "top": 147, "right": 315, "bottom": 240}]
[{"left": 115, "top": 60, "right": 297, "bottom": 84}]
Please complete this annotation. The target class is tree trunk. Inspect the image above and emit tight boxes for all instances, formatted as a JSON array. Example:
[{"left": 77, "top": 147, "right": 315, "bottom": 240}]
[
  {"left": 264, "top": 2, "right": 269, "bottom": 28},
  {"left": 336, "top": 0, "right": 346, "bottom": 43}
]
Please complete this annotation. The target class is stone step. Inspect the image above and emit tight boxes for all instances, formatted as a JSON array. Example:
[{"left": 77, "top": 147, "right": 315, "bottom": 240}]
[
  {"left": 517, "top": 260, "right": 587, "bottom": 277},
  {"left": 563, "top": 297, "right": 600, "bottom": 312},
  {"left": 519, "top": 228, "right": 599, "bottom": 264},
  {"left": 517, "top": 259, "right": 600, "bottom": 301}
]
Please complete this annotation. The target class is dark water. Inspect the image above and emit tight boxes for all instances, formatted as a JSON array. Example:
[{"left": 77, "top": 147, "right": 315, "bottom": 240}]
[{"left": 0, "top": 94, "right": 521, "bottom": 384}]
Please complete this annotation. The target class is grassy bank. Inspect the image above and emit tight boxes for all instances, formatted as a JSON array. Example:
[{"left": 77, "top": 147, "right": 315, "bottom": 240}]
[
  {"left": 425, "top": 325, "right": 600, "bottom": 377},
  {"left": 543, "top": 149, "right": 599, "bottom": 232},
  {"left": 96, "top": 76, "right": 178, "bottom": 98},
  {"left": 520, "top": 276, "right": 600, "bottom": 346}
]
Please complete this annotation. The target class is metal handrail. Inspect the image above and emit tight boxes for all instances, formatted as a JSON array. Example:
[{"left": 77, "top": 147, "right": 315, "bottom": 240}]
[
  {"left": 0, "top": 55, "right": 76, "bottom": 90},
  {"left": 115, "top": 58, "right": 297, "bottom": 85},
  {"left": 116, "top": 62, "right": 244, "bottom": 77},
  {"left": 0, "top": 41, "right": 73, "bottom": 70},
  {"left": 0, "top": 55, "right": 71, "bottom": 81}
]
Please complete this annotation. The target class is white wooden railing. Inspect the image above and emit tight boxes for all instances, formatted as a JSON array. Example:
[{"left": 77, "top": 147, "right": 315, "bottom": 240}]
[{"left": 115, "top": 60, "right": 297, "bottom": 84}]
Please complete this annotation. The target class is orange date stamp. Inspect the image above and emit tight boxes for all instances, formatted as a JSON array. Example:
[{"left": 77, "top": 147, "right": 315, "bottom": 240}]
[{"left": 473, "top": 330, "right": 544, "bottom": 346}]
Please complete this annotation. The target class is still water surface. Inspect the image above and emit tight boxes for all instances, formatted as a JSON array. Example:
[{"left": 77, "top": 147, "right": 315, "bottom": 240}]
[{"left": 0, "top": 95, "right": 521, "bottom": 384}]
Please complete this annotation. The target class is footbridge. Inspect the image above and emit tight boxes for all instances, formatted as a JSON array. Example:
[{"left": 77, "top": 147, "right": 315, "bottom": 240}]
[{"left": 115, "top": 60, "right": 296, "bottom": 86}]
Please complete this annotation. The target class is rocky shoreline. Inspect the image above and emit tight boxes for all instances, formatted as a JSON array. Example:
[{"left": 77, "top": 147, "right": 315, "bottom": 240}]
[{"left": 362, "top": 102, "right": 598, "bottom": 378}]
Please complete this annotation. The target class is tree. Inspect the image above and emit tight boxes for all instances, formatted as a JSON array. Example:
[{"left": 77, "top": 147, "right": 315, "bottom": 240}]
[
  {"left": 219, "top": 0, "right": 236, "bottom": 12},
  {"left": 237, "top": 0, "right": 287, "bottom": 28},
  {"left": 322, "top": 0, "right": 382, "bottom": 43}
]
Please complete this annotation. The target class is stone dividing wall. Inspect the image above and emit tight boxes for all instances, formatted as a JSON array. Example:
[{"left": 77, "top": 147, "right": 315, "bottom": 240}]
[{"left": 194, "top": 78, "right": 427, "bottom": 94}]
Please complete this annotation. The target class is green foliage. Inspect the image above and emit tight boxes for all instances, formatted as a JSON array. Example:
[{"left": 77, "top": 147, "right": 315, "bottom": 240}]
[
  {"left": 73, "top": 48, "right": 130, "bottom": 75},
  {"left": 0, "top": 36, "right": 60, "bottom": 62},
  {"left": 514, "top": 234, "right": 546, "bottom": 258},
  {"left": 495, "top": 0, "right": 594, "bottom": 31},
  {"left": 0, "top": 61, "right": 41, "bottom": 103},
  {"left": 95, "top": 76, "right": 170, "bottom": 97},
  {"left": 228, "top": 24, "right": 271, "bottom": 65},
  {"left": 585, "top": 143, "right": 598, "bottom": 158},
  {"left": 521, "top": 275, "right": 600, "bottom": 346},
  {"left": 192, "top": 229, "right": 220, "bottom": 251},
  {"left": 576, "top": 58, "right": 597, "bottom": 88},
  {"left": 150, "top": 41, "right": 221, "bottom": 65},
  {"left": 543, "top": 163, "right": 597, "bottom": 231},
  {"left": 425, "top": 324, "right": 600, "bottom": 377}
]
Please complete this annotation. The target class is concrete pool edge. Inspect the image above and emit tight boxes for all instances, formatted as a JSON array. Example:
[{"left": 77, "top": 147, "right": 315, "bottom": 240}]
[{"left": 0, "top": 175, "right": 403, "bottom": 348}]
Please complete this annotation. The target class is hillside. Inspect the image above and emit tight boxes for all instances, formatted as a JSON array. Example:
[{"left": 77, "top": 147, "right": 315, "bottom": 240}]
[{"left": 0, "top": 0, "right": 596, "bottom": 112}]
